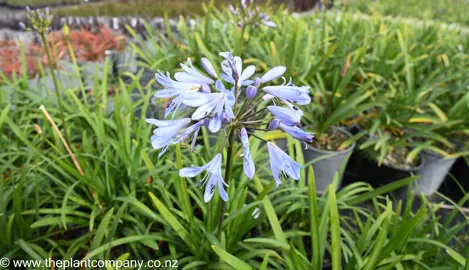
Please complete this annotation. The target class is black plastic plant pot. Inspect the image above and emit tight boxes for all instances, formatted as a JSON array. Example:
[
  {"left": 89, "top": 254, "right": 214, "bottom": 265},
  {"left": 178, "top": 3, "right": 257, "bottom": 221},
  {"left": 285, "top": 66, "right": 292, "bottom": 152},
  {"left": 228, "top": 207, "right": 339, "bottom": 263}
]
[
  {"left": 303, "top": 128, "right": 355, "bottom": 193},
  {"left": 357, "top": 153, "right": 425, "bottom": 200}
]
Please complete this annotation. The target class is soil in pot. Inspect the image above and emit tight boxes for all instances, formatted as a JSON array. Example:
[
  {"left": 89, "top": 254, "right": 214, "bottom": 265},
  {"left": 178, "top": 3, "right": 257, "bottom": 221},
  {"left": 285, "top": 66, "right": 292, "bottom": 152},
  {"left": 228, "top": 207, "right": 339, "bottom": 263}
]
[
  {"left": 304, "top": 127, "right": 355, "bottom": 193},
  {"left": 359, "top": 147, "right": 424, "bottom": 200}
]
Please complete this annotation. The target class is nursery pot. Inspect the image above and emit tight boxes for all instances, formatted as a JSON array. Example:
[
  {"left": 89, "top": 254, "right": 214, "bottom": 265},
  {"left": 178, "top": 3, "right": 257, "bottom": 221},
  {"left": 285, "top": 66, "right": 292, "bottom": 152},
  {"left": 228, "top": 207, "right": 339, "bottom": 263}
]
[
  {"left": 413, "top": 150, "right": 457, "bottom": 196},
  {"left": 116, "top": 49, "right": 137, "bottom": 74},
  {"left": 360, "top": 153, "right": 425, "bottom": 200},
  {"left": 439, "top": 157, "right": 469, "bottom": 205},
  {"left": 303, "top": 128, "right": 355, "bottom": 193}
]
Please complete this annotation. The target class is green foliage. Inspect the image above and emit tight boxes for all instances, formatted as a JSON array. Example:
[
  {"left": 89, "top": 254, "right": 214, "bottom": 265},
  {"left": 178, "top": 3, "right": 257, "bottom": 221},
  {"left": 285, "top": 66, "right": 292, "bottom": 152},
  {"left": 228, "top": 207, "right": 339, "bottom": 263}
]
[
  {"left": 1, "top": 3, "right": 469, "bottom": 269},
  {"left": 343, "top": 0, "right": 469, "bottom": 27}
]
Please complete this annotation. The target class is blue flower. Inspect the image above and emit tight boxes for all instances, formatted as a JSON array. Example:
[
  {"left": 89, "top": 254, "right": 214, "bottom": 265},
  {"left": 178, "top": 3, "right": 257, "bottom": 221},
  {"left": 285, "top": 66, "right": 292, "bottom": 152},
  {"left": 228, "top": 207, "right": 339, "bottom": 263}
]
[
  {"left": 278, "top": 123, "right": 314, "bottom": 144},
  {"left": 145, "top": 118, "right": 191, "bottom": 157},
  {"left": 262, "top": 85, "right": 311, "bottom": 105},
  {"left": 191, "top": 81, "right": 235, "bottom": 132},
  {"left": 240, "top": 128, "right": 255, "bottom": 179},
  {"left": 268, "top": 104, "right": 313, "bottom": 144},
  {"left": 179, "top": 154, "right": 228, "bottom": 202},
  {"left": 174, "top": 120, "right": 205, "bottom": 152},
  {"left": 267, "top": 142, "right": 301, "bottom": 187},
  {"left": 267, "top": 105, "right": 301, "bottom": 126},
  {"left": 175, "top": 58, "right": 215, "bottom": 85},
  {"left": 260, "top": 13, "right": 277, "bottom": 28},
  {"left": 154, "top": 71, "right": 210, "bottom": 117},
  {"left": 220, "top": 52, "right": 255, "bottom": 87}
]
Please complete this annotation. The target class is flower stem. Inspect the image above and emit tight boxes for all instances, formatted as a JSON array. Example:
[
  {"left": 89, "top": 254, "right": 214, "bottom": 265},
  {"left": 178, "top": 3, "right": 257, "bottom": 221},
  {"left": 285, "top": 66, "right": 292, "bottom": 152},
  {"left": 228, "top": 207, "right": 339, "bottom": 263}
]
[
  {"left": 40, "top": 31, "right": 69, "bottom": 143},
  {"left": 217, "top": 125, "right": 236, "bottom": 239},
  {"left": 218, "top": 80, "right": 239, "bottom": 239}
]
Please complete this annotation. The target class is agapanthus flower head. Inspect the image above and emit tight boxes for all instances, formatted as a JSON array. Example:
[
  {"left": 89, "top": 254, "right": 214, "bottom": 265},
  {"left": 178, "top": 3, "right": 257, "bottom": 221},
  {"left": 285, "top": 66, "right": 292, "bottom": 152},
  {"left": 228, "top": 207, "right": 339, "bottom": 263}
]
[
  {"left": 147, "top": 51, "right": 313, "bottom": 203},
  {"left": 23, "top": 6, "right": 53, "bottom": 33},
  {"left": 229, "top": 0, "right": 276, "bottom": 29}
]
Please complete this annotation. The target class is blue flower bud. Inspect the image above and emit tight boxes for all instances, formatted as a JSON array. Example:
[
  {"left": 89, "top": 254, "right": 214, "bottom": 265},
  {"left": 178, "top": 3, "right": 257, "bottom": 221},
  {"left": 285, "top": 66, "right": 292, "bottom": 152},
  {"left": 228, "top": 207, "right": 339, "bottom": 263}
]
[
  {"left": 254, "top": 77, "right": 261, "bottom": 88},
  {"left": 201, "top": 84, "right": 211, "bottom": 93},
  {"left": 246, "top": 85, "right": 257, "bottom": 99},
  {"left": 18, "top": 22, "right": 26, "bottom": 30},
  {"left": 268, "top": 119, "right": 280, "bottom": 130}
]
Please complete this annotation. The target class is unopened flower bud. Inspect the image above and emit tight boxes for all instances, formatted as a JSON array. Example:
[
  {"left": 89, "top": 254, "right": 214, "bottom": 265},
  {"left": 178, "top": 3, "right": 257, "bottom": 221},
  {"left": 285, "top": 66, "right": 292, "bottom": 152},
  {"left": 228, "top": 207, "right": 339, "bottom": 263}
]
[
  {"left": 18, "top": 22, "right": 26, "bottom": 30},
  {"left": 269, "top": 119, "right": 280, "bottom": 130},
  {"left": 230, "top": 62, "right": 240, "bottom": 81},
  {"left": 63, "top": 24, "right": 70, "bottom": 36},
  {"left": 237, "top": 22, "right": 243, "bottom": 28},
  {"left": 201, "top": 84, "right": 211, "bottom": 93},
  {"left": 246, "top": 85, "right": 257, "bottom": 99},
  {"left": 254, "top": 77, "right": 261, "bottom": 88},
  {"left": 25, "top": 6, "right": 30, "bottom": 12}
]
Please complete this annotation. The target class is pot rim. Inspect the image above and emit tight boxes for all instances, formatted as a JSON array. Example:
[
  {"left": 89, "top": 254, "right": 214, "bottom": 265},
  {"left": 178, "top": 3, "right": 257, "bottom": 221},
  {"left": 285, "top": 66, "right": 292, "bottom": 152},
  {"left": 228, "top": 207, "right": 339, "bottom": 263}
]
[
  {"left": 422, "top": 149, "right": 459, "bottom": 160},
  {"left": 305, "top": 127, "right": 356, "bottom": 154}
]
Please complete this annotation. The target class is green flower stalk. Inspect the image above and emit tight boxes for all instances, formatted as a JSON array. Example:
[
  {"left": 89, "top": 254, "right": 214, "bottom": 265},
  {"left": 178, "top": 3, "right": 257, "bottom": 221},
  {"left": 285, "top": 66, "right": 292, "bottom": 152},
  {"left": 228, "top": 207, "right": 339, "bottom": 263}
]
[{"left": 21, "top": 7, "right": 69, "bottom": 142}]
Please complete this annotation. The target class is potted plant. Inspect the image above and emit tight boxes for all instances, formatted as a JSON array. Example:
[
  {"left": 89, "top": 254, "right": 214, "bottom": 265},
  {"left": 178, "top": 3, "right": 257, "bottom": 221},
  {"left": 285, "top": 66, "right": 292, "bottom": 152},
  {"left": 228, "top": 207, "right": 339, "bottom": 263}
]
[
  {"left": 52, "top": 26, "right": 128, "bottom": 80},
  {"left": 356, "top": 92, "right": 428, "bottom": 199},
  {"left": 411, "top": 91, "right": 469, "bottom": 196},
  {"left": 301, "top": 46, "right": 380, "bottom": 193}
]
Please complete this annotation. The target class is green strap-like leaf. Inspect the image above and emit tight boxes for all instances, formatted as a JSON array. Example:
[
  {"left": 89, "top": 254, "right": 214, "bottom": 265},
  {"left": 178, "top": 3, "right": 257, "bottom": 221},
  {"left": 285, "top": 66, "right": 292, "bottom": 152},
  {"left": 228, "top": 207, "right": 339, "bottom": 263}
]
[{"left": 212, "top": 245, "right": 253, "bottom": 270}]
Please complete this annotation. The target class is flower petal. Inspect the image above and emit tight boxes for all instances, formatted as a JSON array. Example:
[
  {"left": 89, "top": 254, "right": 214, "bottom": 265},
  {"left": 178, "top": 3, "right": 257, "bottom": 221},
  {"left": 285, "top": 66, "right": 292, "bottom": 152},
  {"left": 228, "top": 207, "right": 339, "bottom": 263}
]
[
  {"left": 181, "top": 92, "right": 211, "bottom": 107},
  {"left": 180, "top": 165, "right": 207, "bottom": 177},
  {"left": 153, "top": 88, "right": 184, "bottom": 98},
  {"left": 216, "top": 80, "right": 226, "bottom": 91},
  {"left": 261, "top": 66, "right": 286, "bottom": 83},
  {"left": 179, "top": 154, "right": 219, "bottom": 178},
  {"left": 263, "top": 21, "right": 277, "bottom": 28},
  {"left": 239, "top": 65, "right": 256, "bottom": 83},
  {"left": 279, "top": 123, "right": 314, "bottom": 143},
  {"left": 221, "top": 73, "right": 235, "bottom": 84},
  {"left": 209, "top": 114, "right": 222, "bottom": 132},
  {"left": 218, "top": 178, "right": 229, "bottom": 201},
  {"left": 204, "top": 175, "right": 218, "bottom": 202},
  {"left": 243, "top": 154, "right": 255, "bottom": 179},
  {"left": 144, "top": 118, "right": 190, "bottom": 127},
  {"left": 263, "top": 85, "right": 311, "bottom": 105},
  {"left": 267, "top": 106, "right": 300, "bottom": 126},
  {"left": 191, "top": 94, "right": 220, "bottom": 120}
]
